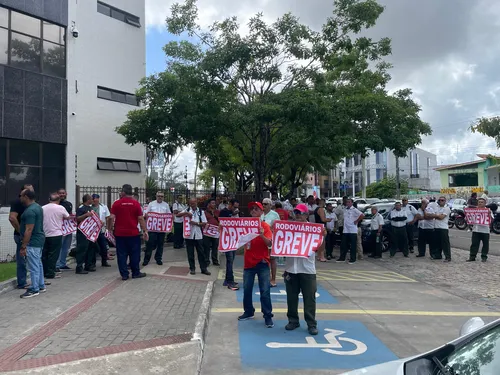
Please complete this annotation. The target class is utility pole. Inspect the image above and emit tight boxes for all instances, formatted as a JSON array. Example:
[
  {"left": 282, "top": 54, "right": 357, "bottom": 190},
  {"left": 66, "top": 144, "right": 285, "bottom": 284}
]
[
  {"left": 352, "top": 157, "right": 355, "bottom": 197},
  {"left": 395, "top": 156, "right": 401, "bottom": 199},
  {"left": 361, "top": 157, "right": 366, "bottom": 198}
]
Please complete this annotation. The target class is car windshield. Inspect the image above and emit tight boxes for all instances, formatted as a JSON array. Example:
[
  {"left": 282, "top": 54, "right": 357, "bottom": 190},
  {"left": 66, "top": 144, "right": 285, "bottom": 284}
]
[{"left": 445, "top": 324, "right": 500, "bottom": 374}]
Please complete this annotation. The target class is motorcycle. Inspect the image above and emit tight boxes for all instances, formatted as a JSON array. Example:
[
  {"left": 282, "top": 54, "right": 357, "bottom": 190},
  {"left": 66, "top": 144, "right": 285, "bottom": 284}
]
[
  {"left": 450, "top": 208, "right": 468, "bottom": 230},
  {"left": 486, "top": 203, "right": 500, "bottom": 234}
]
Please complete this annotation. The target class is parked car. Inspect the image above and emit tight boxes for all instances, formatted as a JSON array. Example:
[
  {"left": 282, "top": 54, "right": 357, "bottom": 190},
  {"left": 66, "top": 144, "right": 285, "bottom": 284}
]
[
  {"left": 354, "top": 198, "right": 381, "bottom": 211},
  {"left": 451, "top": 198, "right": 466, "bottom": 210},
  {"left": 341, "top": 317, "right": 498, "bottom": 374},
  {"left": 326, "top": 198, "right": 340, "bottom": 207},
  {"left": 360, "top": 201, "right": 421, "bottom": 253}
]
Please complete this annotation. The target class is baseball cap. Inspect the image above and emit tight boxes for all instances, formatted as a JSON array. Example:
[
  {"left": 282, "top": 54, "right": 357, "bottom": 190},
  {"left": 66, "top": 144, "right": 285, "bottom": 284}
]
[
  {"left": 294, "top": 203, "right": 308, "bottom": 214},
  {"left": 248, "top": 201, "right": 264, "bottom": 210},
  {"left": 92, "top": 194, "right": 100, "bottom": 199}
]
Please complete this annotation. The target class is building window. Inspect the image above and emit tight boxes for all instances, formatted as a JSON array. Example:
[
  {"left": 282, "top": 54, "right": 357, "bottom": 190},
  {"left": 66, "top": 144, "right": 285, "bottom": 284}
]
[
  {"left": 0, "top": 7, "right": 66, "bottom": 77},
  {"left": 97, "top": 86, "right": 139, "bottom": 106},
  {"left": 0, "top": 139, "right": 65, "bottom": 206},
  {"left": 97, "top": 158, "right": 141, "bottom": 173},
  {"left": 97, "top": 1, "right": 141, "bottom": 28}
]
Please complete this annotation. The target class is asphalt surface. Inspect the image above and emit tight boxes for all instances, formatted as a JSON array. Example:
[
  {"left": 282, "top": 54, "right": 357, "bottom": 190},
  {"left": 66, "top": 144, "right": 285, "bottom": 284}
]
[{"left": 449, "top": 228, "right": 500, "bottom": 256}]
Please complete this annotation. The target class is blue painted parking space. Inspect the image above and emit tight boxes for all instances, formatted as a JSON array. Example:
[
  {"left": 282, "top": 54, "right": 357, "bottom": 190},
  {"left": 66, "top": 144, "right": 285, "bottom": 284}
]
[
  {"left": 235, "top": 282, "right": 338, "bottom": 304},
  {"left": 238, "top": 320, "right": 397, "bottom": 370}
]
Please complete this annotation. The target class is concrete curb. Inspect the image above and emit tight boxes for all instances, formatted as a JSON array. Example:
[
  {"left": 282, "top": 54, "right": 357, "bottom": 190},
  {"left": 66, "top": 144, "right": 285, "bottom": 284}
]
[
  {"left": 192, "top": 280, "right": 215, "bottom": 375},
  {"left": 0, "top": 277, "right": 16, "bottom": 296}
]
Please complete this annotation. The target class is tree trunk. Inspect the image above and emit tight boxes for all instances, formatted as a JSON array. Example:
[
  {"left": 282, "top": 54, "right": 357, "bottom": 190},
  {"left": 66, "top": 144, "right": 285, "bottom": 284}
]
[
  {"left": 193, "top": 152, "right": 199, "bottom": 192},
  {"left": 395, "top": 156, "right": 401, "bottom": 199}
]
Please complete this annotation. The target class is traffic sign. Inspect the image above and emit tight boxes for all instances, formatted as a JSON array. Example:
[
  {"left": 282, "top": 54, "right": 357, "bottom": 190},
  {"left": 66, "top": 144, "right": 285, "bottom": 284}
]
[
  {"left": 234, "top": 282, "right": 338, "bottom": 304},
  {"left": 238, "top": 320, "right": 397, "bottom": 370}
]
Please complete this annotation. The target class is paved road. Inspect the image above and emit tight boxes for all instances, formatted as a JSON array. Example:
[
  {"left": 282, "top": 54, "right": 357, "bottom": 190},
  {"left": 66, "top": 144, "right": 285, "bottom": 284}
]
[{"left": 449, "top": 228, "right": 500, "bottom": 256}]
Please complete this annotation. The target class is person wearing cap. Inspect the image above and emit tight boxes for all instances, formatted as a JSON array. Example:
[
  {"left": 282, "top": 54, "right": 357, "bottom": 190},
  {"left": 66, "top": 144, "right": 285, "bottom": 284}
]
[
  {"left": 90, "top": 194, "right": 112, "bottom": 268},
  {"left": 284, "top": 203, "right": 320, "bottom": 335},
  {"left": 261, "top": 197, "right": 280, "bottom": 287},
  {"left": 238, "top": 201, "right": 274, "bottom": 328},
  {"left": 143, "top": 191, "right": 171, "bottom": 266}
]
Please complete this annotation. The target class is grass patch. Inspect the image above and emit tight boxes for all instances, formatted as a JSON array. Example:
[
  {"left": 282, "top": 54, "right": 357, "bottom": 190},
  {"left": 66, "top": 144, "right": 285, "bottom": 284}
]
[{"left": 0, "top": 262, "right": 16, "bottom": 282}]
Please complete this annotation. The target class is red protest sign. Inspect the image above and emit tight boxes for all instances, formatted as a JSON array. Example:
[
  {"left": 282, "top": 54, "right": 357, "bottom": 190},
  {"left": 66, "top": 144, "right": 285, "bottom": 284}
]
[
  {"left": 218, "top": 217, "right": 260, "bottom": 252},
  {"left": 78, "top": 211, "right": 103, "bottom": 243},
  {"left": 105, "top": 229, "right": 116, "bottom": 246},
  {"left": 146, "top": 213, "right": 173, "bottom": 233},
  {"left": 271, "top": 220, "right": 324, "bottom": 258},
  {"left": 464, "top": 207, "right": 492, "bottom": 226},
  {"left": 61, "top": 215, "right": 77, "bottom": 236},
  {"left": 183, "top": 216, "right": 191, "bottom": 238},
  {"left": 203, "top": 223, "right": 219, "bottom": 238}
]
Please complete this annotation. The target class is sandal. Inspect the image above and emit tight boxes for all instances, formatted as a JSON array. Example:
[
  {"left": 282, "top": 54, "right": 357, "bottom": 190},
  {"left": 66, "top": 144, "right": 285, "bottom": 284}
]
[{"left": 270, "top": 283, "right": 277, "bottom": 288}]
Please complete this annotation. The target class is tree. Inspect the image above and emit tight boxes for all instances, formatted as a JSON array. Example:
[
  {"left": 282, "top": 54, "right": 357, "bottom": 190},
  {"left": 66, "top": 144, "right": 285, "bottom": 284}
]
[
  {"left": 117, "top": 0, "right": 430, "bottom": 199},
  {"left": 365, "top": 176, "right": 408, "bottom": 198},
  {"left": 470, "top": 117, "right": 500, "bottom": 147}
]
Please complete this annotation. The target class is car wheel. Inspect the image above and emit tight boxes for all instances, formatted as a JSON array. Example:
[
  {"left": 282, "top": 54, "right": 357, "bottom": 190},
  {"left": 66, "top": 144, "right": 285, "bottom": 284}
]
[{"left": 382, "top": 232, "right": 391, "bottom": 253}]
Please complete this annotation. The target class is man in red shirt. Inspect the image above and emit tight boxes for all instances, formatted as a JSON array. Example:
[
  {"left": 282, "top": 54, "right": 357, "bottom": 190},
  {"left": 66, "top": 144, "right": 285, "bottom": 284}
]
[
  {"left": 238, "top": 202, "right": 274, "bottom": 328},
  {"left": 111, "top": 184, "right": 148, "bottom": 280},
  {"left": 203, "top": 198, "right": 220, "bottom": 267},
  {"left": 274, "top": 201, "right": 289, "bottom": 221}
]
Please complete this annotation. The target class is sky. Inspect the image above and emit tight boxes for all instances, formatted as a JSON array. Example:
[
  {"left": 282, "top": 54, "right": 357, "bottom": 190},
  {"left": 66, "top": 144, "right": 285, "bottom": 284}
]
[{"left": 144, "top": 0, "right": 500, "bottom": 178}]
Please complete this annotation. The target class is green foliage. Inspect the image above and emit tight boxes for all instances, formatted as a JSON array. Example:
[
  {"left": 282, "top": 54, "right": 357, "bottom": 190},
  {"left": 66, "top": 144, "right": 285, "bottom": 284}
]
[
  {"left": 145, "top": 176, "right": 158, "bottom": 199},
  {"left": 471, "top": 117, "right": 500, "bottom": 148},
  {"left": 366, "top": 176, "right": 408, "bottom": 199},
  {"left": 117, "top": 0, "right": 430, "bottom": 198}
]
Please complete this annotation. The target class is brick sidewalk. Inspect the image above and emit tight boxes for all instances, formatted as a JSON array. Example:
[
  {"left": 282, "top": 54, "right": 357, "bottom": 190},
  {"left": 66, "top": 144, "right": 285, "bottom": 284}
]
[{"left": 0, "top": 247, "right": 212, "bottom": 372}]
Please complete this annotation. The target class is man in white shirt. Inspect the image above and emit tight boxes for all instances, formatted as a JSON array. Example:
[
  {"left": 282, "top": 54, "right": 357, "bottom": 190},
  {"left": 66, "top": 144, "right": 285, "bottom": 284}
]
[
  {"left": 261, "top": 198, "right": 281, "bottom": 287},
  {"left": 481, "top": 190, "right": 490, "bottom": 205},
  {"left": 416, "top": 199, "right": 435, "bottom": 258},
  {"left": 172, "top": 195, "right": 186, "bottom": 249},
  {"left": 334, "top": 196, "right": 348, "bottom": 236},
  {"left": 402, "top": 198, "right": 418, "bottom": 253},
  {"left": 368, "top": 206, "right": 384, "bottom": 259},
  {"left": 143, "top": 191, "right": 171, "bottom": 266},
  {"left": 90, "top": 194, "right": 112, "bottom": 268},
  {"left": 337, "top": 199, "right": 364, "bottom": 264},
  {"left": 325, "top": 203, "right": 337, "bottom": 260},
  {"left": 389, "top": 202, "right": 408, "bottom": 257},
  {"left": 177, "top": 198, "right": 211, "bottom": 275},
  {"left": 430, "top": 197, "right": 452, "bottom": 262},
  {"left": 468, "top": 198, "right": 493, "bottom": 262},
  {"left": 283, "top": 203, "right": 320, "bottom": 336},
  {"left": 306, "top": 195, "right": 318, "bottom": 223}
]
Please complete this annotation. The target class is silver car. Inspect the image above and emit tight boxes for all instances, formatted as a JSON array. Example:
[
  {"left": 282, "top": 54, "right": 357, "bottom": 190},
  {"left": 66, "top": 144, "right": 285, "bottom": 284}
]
[{"left": 341, "top": 317, "right": 498, "bottom": 374}]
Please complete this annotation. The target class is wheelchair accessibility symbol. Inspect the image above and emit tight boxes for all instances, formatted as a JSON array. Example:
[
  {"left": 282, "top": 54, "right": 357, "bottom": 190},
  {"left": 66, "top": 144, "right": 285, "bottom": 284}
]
[{"left": 266, "top": 328, "right": 367, "bottom": 356}]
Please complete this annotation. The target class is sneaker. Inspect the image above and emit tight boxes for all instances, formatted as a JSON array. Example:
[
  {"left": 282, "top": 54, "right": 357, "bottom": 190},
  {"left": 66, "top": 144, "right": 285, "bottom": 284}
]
[
  {"left": 190, "top": 270, "right": 196, "bottom": 275},
  {"left": 444, "top": 259, "right": 451, "bottom": 262},
  {"left": 102, "top": 263, "right": 111, "bottom": 267},
  {"left": 285, "top": 322, "right": 300, "bottom": 331},
  {"left": 482, "top": 258, "right": 487, "bottom": 262},
  {"left": 60, "top": 266, "right": 71, "bottom": 270},
  {"left": 17, "top": 284, "right": 29, "bottom": 289},
  {"left": 142, "top": 262, "right": 149, "bottom": 266},
  {"left": 223, "top": 280, "right": 229, "bottom": 286},
  {"left": 238, "top": 313, "right": 255, "bottom": 321},
  {"left": 20, "top": 290, "right": 39, "bottom": 298},
  {"left": 404, "top": 255, "right": 409, "bottom": 258},
  {"left": 466, "top": 258, "right": 476, "bottom": 262},
  {"left": 201, "top": 270, "right": 211, "bottom": 276},
  {"left": 76, "top": 269, "right": 89, "bottom": 274},
  {"left": 265, "top": 317, "right": 274, "bottom": 328},
  {"left": 348, "top": 260, "right": 356, "bottom": 264},
  {"left": 39, "top": 288, "right": 47, "bottom": 293},
  {"left": 336, "top": 259, "right": 346, "bottom": 263},
  {"left": 132, "top": 272, "right": 147, "bottom": 279},
  {"left": 213, "top": 261, "right": 220, "bottom": 266},
  {"left": 55, "top": 268, "right": 62, "bottom": 273},
  {"left": 416, "top": 254, "right": 425, "bottom": 258},
  {"left": 122, "top": 276, "right": 129, "bottom": 281},
  {"left": 228, "top": 283, "right": 240, "bottom": 291},
  {"left": 44, "top": 281, "right": 52, "bottom": 286},
  {"left": 409, "top": 249, "right": 414, "bottom": 253},
  {"left": 308, "top": 326, "right": 319, "bottom": 335},
  {"left": 156, "top": 260, "right": 163, "bottom": 266}
]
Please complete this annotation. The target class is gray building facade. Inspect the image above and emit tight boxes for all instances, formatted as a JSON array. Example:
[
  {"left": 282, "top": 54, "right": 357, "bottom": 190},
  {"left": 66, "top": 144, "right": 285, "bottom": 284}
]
[{"left": 0, "top": 0, "right": 68, "bottom": 206}]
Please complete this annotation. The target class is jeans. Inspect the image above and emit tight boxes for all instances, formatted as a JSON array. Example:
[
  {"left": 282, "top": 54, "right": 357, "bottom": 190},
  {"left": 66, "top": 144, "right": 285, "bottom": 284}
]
[
  {"left": 203, "top": 236, "right": 219, "bottom": 265},
  {"left": 42, "top": 236, "right": 62, "bottom": 278},
  {"left": 173, "top": 222, "right": 184, "bottom": 248},
  {"left": 26, "top": 246, "right": 45, "bottom": 292},
  {"left": 143, "top": 232, "right": 166, "bottom": 263},
  {"left": 186, "top": 239, "right": 207, "bottom": 271},
  {"left": 224, "top": 251, "right": 236, "bottom": 284},
  {"left": 14, "top": 234, "right": 27, "bottom": 287},
  {"left": 243, "top": 262, "right": 273, "bottom": 319},
  {"left": 285, "top": 272, "right": 317, "bottom": 328},
  {"left": 340, "top": 233, "right": 357, "bottom": 261},
  {"left": 56, "top": 234, "right": 73, "bottom": 268},
  {"left": 116, "top": 236, "right": 141, "bottom": 278}
]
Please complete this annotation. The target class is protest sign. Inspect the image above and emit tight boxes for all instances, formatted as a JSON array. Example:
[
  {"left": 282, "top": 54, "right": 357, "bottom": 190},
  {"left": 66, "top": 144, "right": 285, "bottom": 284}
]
[
  {"left": 78, "top": 211, "right": 103, "bottom": 242},
  {"left": 203, "top": 223, "right": 219, "bottom": 238},
  {"left": 146, "top": 212, "right": 173, "bottom": 233},
  {"left": 61, "top": 215, "right": 77, "bottom": 236},
  {"left": 105, "top": 229, "right": 116, "bottom": 246},
  {"left": 218, "top": 217, "right": 260, "bottom": 252},
  {"left": 183, "top": 216, "right": 191, "bottom": 238},
  {"left": 464, "top": 207, "right": 492, "bottom": 226},
  {"left": 271, "top": 220, "right": 324, "bottom": 258}
]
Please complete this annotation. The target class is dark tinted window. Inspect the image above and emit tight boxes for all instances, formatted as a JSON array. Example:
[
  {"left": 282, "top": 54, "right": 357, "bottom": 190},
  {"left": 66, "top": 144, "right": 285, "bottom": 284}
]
[
  {"left": 42, "top": 143, "right": 65, "bottom": 167},
  {"left": 111, "top": 9, "right": 126, "bottom": 22},
  {"left": 97, "top": 87, "right": 112, "bottom": 100},
  {"left": 0, "top": 7, "right": 8, "bottom": 28},
  {"left": 43, "top": 41, "right": 65, "bottom": 78},
  {"left": 127, "top": 162, "right": 141, "bottom": 172},
  {"left": 9, "top": 140, "right": 40, "bottom": 166},
  {"left": 113, "top": 161, "right": 128, "bottom": 171},
  {"left": 7, "top": 166, "right": 40, "bottom": 202},
  {"left": 111, "top": 91, "right": 126, "bottom": 103},
  {"left": 43, "top": 22, "right": 65, "bottom": 45},
  {"left": 11, "top": 11, "right": 40, "bottom": 37},
  {"left": 10, "top": 33, "right": 41, "bottom": 72},
  {"left": 97, "top": 2, "right": 111, "bottom": 16},
  {"left": 0, "top": 28, "right": 8, "bottom": 65},
  {"left": 40, "top": 167, "right": 65, "bottom": 203},
  {"left": 98, "top": 1, "right": 141, "bottom": 28},
  {"left": 97, "top": 158, "right": 141, "bottom": 173},
  {"left": 97, "top": 86, "right": 139, "bottom": 106},
  {"left": 0, "top": 139, "right": 6, "bottom": 206}
]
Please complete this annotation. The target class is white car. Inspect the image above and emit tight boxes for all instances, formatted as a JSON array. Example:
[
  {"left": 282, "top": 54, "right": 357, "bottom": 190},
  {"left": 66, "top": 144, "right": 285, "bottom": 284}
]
[
  {"left": 326, "top": 198, "right": 340, "bottom": 207},
  {"left": 341, "top": 317, "right": 496, "bottom": 374},
  {"left": 354, "top": 198, "right": 381, "bottom": 211}
]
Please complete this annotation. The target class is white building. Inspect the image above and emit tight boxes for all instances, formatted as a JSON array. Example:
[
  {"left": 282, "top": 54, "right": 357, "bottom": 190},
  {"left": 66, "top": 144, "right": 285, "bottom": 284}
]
[
  {"left": 66, "top": 0, "right": 147, "bottom": 203},
  {"left": 344, "top": 147, "right": 440, "bottom": 194}
]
